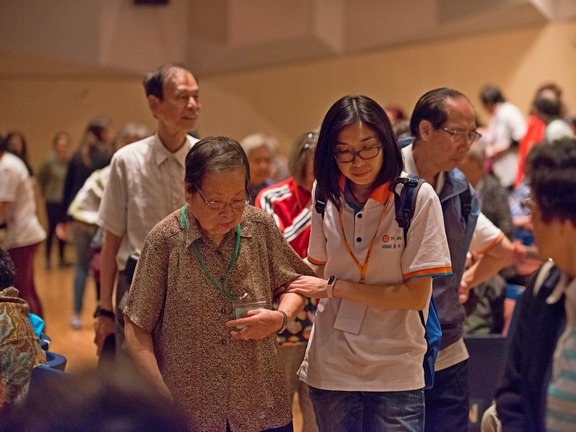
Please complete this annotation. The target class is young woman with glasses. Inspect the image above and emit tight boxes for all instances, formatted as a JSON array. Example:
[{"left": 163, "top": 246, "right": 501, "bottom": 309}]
[{"left": 283, "top": 95, "right": 452, "bottom": 431}]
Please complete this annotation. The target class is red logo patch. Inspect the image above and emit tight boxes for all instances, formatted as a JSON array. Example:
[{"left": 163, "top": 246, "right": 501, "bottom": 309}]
[{"left": 382, "top": 234, "right": 390, "bottom": 243}]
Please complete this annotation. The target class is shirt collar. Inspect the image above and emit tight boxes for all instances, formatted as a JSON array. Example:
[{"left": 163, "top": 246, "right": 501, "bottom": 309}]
[
  {"left": 547, "top": 271, "right": 576, "bottom": 305},
  {"left": 402, "top": 143, "right": 445, "bottom": 195},
  {"left": 152, "top": 134, "right": 194, "bottom": 167},
  {"left": 339, "top": 175, "right": 392, "bottom": 205},
  {"left": 181, "top": 205, "right": 253, "bottom": 250}
]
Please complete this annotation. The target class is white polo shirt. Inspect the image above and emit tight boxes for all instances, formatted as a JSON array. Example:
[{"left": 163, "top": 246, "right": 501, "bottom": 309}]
[
  {"left": 299, "top": 175, "right": 452, "bottom": 391},
  {"left": 97, "top": 134, "right": 197, "bottom": 270},
  {"left": 0, "top": 153, "right": 46, "bottom": 249}
]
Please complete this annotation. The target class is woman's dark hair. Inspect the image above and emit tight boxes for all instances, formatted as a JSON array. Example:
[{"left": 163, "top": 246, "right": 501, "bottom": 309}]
[
  {"left": 289, "top": 129, "right": 318, "bottom": 185},
  {"left": 409, "top": 87, "right": 468, "bottom": 138},
  {"left": 533, "top": 97, "right": 561, "bottom": 118},
  {"left": 527, "top": 137, "right": 576, "bottom": 226},
  {"left": 0, "top": 248, "right": 16, "bottom": 289},
  {"left": 479, "top": 85, "right": 505, "bottom": 106},
  {"left": 85, "top": 117, "right": 112, "bottom": 144},
  {"left": 143, "top": 63, "right": 193, "bottom": 100},
  {"left": 6, "top": 130, "right": 33, "bottom": 176},
  {"left": 184, "top": 136, "right": 250, "bottom": 195},
  {"left": 314, "top": 95, "right": 402, "bottom": 211},
  {"left": 0, "top": 135, "right": 8, "bottom": 153}
]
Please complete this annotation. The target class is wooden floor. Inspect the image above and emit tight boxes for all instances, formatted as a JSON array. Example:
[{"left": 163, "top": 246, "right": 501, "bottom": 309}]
[
  {"left": 36, "top": 249, "right": 98, "bottom": 373},
  {"left": 35, "top": 247, "right": 304, "bottom": 430}
]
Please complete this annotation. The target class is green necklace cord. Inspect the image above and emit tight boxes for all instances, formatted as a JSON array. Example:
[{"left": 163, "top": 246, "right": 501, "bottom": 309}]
[{"left": 181, "top": 206, "right": 246, "bottom": 301}]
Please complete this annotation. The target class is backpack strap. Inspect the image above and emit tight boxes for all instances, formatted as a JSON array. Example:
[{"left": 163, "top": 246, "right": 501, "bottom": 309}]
[
  {"left": 314, "top": 186, "right": 326, "bottom": 219},
  {"left": 392, "top": 174, "right": 425, "bottom": 247}
]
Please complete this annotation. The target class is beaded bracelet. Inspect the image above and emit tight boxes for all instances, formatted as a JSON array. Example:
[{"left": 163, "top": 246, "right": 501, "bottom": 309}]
[{"left": 276, "top": 310, "right": 288, "bottom": 334}]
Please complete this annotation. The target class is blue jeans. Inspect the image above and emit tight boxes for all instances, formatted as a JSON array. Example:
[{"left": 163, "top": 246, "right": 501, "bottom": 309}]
[
  {"left": 309, "top": 387, "right": 424, "bottom": 432},
  {"left": 424, "top": 359, "right": 469, "bottom": 432},
  {"left": 73, "top": 225, "right": 96, "bottom": 315}
]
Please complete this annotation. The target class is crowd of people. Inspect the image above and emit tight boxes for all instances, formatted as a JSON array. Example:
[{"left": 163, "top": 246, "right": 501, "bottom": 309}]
[{"left": 1, "top": 63, "right": 576, "bottom": 431}]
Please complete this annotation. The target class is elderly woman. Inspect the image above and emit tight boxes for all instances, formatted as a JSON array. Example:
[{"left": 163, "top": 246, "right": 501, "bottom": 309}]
[{"left": 124, "top": 136, "right": 314, "bottom": 432}]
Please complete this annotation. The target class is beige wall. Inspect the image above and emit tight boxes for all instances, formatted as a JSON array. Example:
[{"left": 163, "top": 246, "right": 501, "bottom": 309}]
[{"left": 1, "top": 19, "right": 575, "bottom": 170}]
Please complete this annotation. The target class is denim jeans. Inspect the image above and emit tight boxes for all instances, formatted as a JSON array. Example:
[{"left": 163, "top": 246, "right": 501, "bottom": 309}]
[
  {"left": 309, "top": 387, "right": 424, "bottom": 432},
  {"left": 424, "top": 359, "right": 469, "bottom": 432},
  {"left": 73, "top": 225, "right": 96, "bottom": 315}
]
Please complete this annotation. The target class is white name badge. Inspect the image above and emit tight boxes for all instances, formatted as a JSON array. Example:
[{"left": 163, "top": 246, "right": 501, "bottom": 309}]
[{"left": 333, "top": 299, "right": 367, "bottom": 335}]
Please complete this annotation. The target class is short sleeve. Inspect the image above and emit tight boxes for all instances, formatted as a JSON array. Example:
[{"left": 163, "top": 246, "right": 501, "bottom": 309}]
[
  {"left": 98, "top": 154, "right": 128, "bottom": 237},
  {"left": 470, "top": 212, "right": 504, "bottom": 255}
]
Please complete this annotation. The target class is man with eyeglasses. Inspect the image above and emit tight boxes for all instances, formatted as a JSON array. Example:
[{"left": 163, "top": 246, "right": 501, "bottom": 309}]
[
  {"left": 402, "top": 87, "right": 514, "bottom": 431},
  {"left": 94, "top": 63, "right": 201, "bottom": 359}
]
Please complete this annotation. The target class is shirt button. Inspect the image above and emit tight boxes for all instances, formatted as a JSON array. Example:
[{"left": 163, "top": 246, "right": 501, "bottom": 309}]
[
  {"left": 357, "top": 213, "right": 363, "bottom": 219},
  {"left": 221, "top": 307, "right": 227, "bottom": 314},
  {"left": 221, "top": 338, "right": 228, "bottom": 345},
  {"left": 356, "top": 237, "right": 362, "bottom": 242}
]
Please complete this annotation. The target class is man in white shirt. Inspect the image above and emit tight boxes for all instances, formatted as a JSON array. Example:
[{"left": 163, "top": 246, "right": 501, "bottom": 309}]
[
  {"left": 94, "top": 63, "right": 201, "bottom": 356},
  {"left": 404, "top": 88, "right": 514, "bottom": 431},
  {"left": 479, "top": 85, "right": 527, "bottom": 189}
]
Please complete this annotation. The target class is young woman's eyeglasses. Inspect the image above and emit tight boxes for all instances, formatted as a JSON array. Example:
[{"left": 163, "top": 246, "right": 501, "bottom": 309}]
[
  {"left": 194, "top": 184, "right": 247, "bottom": 212},
  {"left": 441, "top": 128, "right": 482, "bottom": 144},
  {"left": 333, "top": 144, "right": 382, "bottom": 163}
]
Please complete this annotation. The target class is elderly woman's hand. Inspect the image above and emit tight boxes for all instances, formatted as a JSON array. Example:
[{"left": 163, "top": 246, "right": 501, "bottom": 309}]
[
  {"left": 226, "top": 308, "right": 285, "bottom": 341},
  {"left": 282, "top": 275, "right": 328, "bottom": 299}
]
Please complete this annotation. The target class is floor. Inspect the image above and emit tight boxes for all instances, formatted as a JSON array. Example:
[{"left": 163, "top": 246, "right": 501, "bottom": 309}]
[{"left": 35, "top": 248, "right": 304, "bottom": 430}]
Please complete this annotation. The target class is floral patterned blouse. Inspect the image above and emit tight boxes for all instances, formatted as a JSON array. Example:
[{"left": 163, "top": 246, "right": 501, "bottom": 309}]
[{"left": 125, "top": 205, "right": 314, "bottom": 431}]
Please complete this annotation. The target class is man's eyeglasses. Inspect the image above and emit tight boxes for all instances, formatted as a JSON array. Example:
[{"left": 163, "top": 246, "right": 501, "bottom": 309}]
[
  {"left": 441, "top": 128, "right": 482, "bottom": 144},
  {"left": 333, "top": 144, "right": 382, "bottom": 163},
  {"left": 194, "top": 184, "right": 247, "bottom": 212}
]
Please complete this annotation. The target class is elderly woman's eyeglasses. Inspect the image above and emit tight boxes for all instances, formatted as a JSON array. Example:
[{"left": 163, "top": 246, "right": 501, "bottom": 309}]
[
  {"left": 333, "top": 144, "right": 382, "bottom": 163},
  {"left": 442, "top": 128, "right": 482, "bottom": 144},
  {"left": 194, "top": 184, "right": 247, "bottom": 212}
]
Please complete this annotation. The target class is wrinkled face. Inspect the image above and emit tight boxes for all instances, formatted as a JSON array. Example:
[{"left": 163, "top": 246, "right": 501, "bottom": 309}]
[
  {"left": 150, "top": 68, "right": 201, "bottom": 133},
  {"left": 426, "top": 97, "right": 477, "bottom": 173},
  {"left": 335, "top": 122, "right": 383, "bottom": 189},
  {"left": 247, "top": 145, "right": 272, "bottom": 186},
  {"left": 186, "top": 169, "right": 246, "bottom": 240}
]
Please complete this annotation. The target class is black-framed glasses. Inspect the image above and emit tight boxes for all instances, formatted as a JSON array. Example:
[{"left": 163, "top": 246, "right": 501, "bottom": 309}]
[
  {"left": 194, "top": 184, "right": 247, "bottom": 212},
  {"left": 333, "top": 144, "right": 382, "bottom": 163},
  {"left": 441, "top": 128, "right": 482, "bottom": 144}
]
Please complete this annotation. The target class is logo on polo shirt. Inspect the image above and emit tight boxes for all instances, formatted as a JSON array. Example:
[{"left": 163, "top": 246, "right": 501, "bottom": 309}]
[{"left": 381, "top": 233, "right": 403, "bottom": 249}]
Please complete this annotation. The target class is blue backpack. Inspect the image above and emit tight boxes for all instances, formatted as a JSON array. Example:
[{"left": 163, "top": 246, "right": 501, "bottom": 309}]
[
  {"left": 391, "top": 175, "right": 442, "bottom": 390},
  {"left": 315, "top": 174, "right": 442, "bottom": 389}
]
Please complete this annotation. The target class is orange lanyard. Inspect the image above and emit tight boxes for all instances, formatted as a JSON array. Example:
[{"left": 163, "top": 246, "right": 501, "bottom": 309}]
[{"left": 337, "top": 198, "right": 391, "bottom": 284}]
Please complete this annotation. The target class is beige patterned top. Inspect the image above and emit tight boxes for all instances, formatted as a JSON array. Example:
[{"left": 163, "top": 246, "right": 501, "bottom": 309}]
[{"left": 125, "top": 205, "right": 314, "bottom": 432}]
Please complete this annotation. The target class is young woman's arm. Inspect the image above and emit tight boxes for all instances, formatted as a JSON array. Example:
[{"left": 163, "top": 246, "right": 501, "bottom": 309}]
[{"left": 285, "top": 275, "right": 431, "bottom": 310}]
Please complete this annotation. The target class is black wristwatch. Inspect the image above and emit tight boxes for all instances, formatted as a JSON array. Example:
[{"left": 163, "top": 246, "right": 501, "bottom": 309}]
[{"left": 93, "top": 306, "right": 115, "bottom": 319}]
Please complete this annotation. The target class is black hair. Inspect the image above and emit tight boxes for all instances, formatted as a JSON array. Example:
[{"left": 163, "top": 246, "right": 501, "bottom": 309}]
[
  {"left": 479, "top": 85, "right": 506, "bottom": 106},
  {"left": 528, "top": 137, "right": 576, "bottom": 226},
  {"left": 0, "top": 135, "right": 8, "bottom": 153},
  {"left": 533, "top": 97, "right": 561, "bottom": 118},
  {"left": 0, "top": 248, "right": 16, "bottom": 289},
  {"left": 85, "top": 117, "right": 112, "bottom": 143},
  {"left": 184, "top": 136, "right": 250, "bottom": 195},
  {"left": 143, "top": 63, "right": 194, "bottom": 100},
  {"left": 315, "top": 95, "right": 402, "bottom": 211},
  {"left": 409, "top": 87, "right": 469, "bottom": 138}
]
